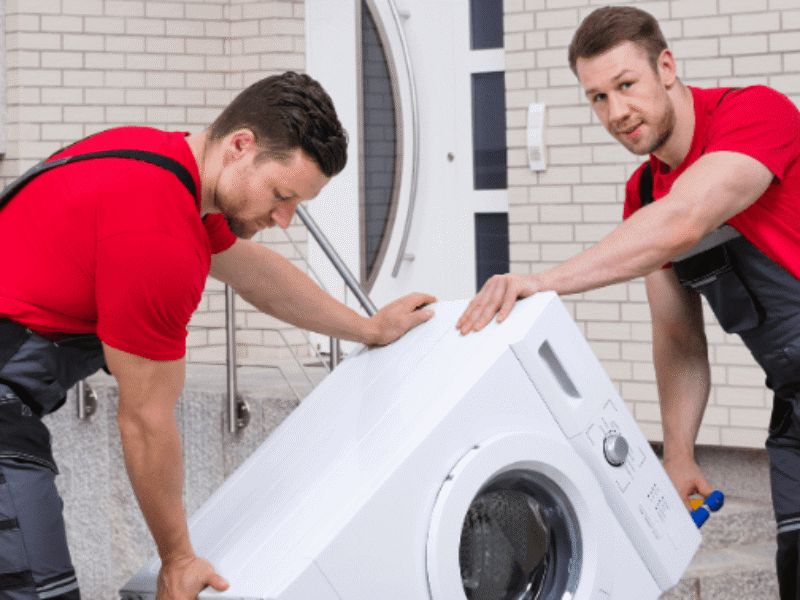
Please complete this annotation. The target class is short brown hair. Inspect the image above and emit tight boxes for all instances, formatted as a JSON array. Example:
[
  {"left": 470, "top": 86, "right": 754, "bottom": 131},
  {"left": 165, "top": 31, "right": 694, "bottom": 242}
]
[
  {"left": 568, "top": 6, "right": 668, "bottom": 75},
  {"left": 209, "top": 71, "right": 347, "bottom": 178}
]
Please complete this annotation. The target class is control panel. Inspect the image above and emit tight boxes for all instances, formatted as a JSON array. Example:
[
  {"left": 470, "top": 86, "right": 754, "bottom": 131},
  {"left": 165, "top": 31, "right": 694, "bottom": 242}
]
[{"left": 510, "top": 294, "right": 701, "bottom": 591}]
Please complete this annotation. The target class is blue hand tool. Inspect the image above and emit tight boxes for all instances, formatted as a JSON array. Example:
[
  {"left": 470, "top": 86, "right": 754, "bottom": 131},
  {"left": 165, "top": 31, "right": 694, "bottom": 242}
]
[{"left": 690, "top": 490, "right": 724, "bottom": 528}]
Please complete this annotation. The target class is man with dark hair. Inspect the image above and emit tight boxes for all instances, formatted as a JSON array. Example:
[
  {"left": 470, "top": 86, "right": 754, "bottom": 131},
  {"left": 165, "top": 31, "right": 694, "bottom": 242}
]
[
  {"left": 0, "top": 71, "right": 435, "bottom": 600},
  {"left": 458, "top": 6, "right": 800, "bottom": 596}
]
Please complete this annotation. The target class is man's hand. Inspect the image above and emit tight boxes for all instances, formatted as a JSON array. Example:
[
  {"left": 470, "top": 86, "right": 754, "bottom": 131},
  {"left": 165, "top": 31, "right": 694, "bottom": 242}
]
[
  {"left": 663, "top": 455, "right": 714, "bottom": 511},
  {"left": 157, "top": 555, "right": 229, "bottom": 600},
  {"left": 456, "top": 274, "right": 539, "bottom": 335},
  {"left": 366, "top": 292, "right": 437, "bottom": 346}
]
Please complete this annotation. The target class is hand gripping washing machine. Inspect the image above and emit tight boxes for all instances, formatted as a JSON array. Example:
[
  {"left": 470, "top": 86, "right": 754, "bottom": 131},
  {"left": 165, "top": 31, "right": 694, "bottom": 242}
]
[{"left": 121, "top": 292, "right": 701, "bottom": 600}]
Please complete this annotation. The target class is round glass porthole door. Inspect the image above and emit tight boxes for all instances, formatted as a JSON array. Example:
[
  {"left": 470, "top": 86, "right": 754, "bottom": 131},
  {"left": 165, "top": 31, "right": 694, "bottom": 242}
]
[{"left": 458, "top": 470, "right": 581, "bottom": 600}]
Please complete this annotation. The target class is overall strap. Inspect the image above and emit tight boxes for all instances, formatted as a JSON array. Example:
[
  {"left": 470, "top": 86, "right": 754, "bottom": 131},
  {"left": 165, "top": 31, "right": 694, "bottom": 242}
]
[{"left": 0, "top": 149, "right": 197, "bottom": 213}]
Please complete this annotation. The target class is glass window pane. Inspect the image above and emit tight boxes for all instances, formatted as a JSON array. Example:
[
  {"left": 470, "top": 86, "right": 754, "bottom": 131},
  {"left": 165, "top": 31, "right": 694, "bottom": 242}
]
[
  {"left": 472, "top": 72, "right": 507, "bottom": 190},
  {"left": 470, "top": 0, "right": 504, "bottom": 50},
  {"left": 475, "top": 212, "right": 509, "bottom": 292},
  {"left": 362, "top": 1, "right": 397, "bottom": 280}
]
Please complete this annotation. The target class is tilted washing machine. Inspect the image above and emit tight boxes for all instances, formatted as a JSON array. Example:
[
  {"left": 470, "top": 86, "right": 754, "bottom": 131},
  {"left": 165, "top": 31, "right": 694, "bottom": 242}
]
[{"left": 121, "top": 292, "right": 701, "bottom": 600}]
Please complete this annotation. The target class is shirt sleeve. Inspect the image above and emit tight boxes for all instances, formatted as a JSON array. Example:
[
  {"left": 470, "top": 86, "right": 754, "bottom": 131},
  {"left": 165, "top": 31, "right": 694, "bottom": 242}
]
[
  {"left": 204, "top": 213, "right": 237, "bottom": 254},
  {"left": 95, "top": 230, "right": 206, "bottom": 361},
  {"left": 705, "top": 86, "right": 800, "bottom": 180}
]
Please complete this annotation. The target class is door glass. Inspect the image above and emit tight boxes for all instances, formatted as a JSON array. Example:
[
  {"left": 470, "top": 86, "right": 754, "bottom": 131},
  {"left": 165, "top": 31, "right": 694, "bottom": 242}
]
[
  {"left": 472, "top": 71, "right": 507, "bottom": 190},
  {"left": 470, "top": 0, "right": 504, "bottom": 50},
  {"left": 459, "top": 471, "right": 582, "bottom": 600},
  {"left": 361, "top": 0, "right": 398, "bottom": 281},
  {"left": 475, "top": 212, "right": 510, "bottom": 292}
]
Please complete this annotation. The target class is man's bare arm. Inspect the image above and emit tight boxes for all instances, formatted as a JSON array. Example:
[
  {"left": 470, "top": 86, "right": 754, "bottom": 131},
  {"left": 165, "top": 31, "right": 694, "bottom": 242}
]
[
  {"left": 646, "top": 268, "right": 714, "bottom": 509},
  {"left": 210, "top": 239, "right": 436, "bottom": 346},
  {"left": 457, "top": 150, "right": 774, "bottom": 333},
  {"left": 105, "top": 344, "right": 228, "bottom": 600}
]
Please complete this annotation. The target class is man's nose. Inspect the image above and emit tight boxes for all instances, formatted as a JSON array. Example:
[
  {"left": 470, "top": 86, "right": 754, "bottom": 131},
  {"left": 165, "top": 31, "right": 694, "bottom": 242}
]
[
  {"left": 273, "top": 200, "right": 300, "bottom": 229},
  {"left": 608, "top": 93, "right": 630, "bottom": 123}
]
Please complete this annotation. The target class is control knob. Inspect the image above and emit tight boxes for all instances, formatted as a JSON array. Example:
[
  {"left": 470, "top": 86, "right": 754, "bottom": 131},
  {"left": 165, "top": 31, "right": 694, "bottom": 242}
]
[{"left": 603, "top": 432, "right": 629, "bottom": 467}]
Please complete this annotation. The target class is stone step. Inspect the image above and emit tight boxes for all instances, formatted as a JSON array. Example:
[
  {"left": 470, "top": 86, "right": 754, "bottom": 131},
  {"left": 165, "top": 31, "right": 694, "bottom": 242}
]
[
  {"left": 661, "top": 541, "right": 778, "bottom": 600},
  {"left": 696, "top": 498, "right": 775, "bottom": 551},
  {"left": 658, "top": 498, "right": 778, "bottom": 600}
]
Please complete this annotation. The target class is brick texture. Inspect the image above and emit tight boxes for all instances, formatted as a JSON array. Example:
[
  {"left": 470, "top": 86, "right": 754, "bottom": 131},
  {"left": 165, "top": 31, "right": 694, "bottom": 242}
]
[
  {"left": 3, "top": 0, "right": 311, "bottom": 366},
  {"left": 7, "top": 1, "right": 797, "bottom": 450},
  {"left": 504, "top": 0, "right": 800, "bottom": 448}
]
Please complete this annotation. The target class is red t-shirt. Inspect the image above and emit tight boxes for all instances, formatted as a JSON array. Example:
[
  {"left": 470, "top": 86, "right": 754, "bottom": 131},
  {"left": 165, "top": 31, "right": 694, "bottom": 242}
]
[
  {"left": 624, "top": 86, "right": 800, "bottom": 279},
  {"left": 0, "top": 127, "right": 237, "bottom": 360}
]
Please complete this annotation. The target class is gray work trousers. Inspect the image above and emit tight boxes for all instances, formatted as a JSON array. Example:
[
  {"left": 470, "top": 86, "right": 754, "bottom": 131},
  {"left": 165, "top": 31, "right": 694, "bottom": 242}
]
[{"left": 0, "top": 321, "right": 105, "bottom": 599}]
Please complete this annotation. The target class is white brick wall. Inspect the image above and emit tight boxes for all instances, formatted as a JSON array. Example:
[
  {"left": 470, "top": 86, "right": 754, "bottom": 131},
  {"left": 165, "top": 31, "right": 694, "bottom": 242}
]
[
  {"left": 504, "top": 0, "right": 800, "bottom": 449},
  {"left": 3, "top": 0, "right": 312, "bottom": 366}
]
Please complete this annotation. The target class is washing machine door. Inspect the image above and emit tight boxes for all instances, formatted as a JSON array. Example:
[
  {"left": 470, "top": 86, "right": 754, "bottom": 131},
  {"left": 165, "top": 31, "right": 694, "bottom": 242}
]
[{"left": 427, "top": 432, "right": 607, "bottom": 600}]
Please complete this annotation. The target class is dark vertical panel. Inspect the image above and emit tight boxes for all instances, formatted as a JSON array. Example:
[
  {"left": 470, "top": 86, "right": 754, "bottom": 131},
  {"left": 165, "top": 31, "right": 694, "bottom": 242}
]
[
  {"left": 472, "top": 71, "right": 507, "bottom": 190},
  {"left": 361, "top": 1, "right": 397, "bottom": 280},
  {"left": 470, "top": 0, "right": 504, "bottom": 50},
  {"left": 475, "top": 212, "right": 510, "bottom": 292}
]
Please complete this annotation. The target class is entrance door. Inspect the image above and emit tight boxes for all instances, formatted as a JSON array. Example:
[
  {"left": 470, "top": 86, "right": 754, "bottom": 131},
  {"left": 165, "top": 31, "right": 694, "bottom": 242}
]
[{"left": 305, "top": 0, "right": 508, "bottom": 317}]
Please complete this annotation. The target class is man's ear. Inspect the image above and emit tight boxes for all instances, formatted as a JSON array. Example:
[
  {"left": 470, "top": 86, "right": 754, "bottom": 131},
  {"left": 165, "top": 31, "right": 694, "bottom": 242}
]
[
  {"left": 224, "top": 129, "right": 257, "bottom": 162},
  {"left": 658, "top": 48, "right": 677, "bottom": 88}
]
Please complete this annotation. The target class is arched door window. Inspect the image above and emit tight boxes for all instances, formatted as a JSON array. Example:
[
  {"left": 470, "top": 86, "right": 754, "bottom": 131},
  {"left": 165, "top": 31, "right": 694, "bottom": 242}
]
[{"left": 360, "top": 0, "right": 399, "bottom": 287}]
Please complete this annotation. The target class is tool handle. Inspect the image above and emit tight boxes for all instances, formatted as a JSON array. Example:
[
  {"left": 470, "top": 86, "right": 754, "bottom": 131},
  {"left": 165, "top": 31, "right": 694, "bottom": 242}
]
[{"left": 691, "top": 490, "right": 725, "bottom": 528}]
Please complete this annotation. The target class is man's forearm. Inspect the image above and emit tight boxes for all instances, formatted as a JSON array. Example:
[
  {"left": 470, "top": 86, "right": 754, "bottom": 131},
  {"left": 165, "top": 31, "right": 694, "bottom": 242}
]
[
  {"left": 118, "top": 404, "right": 193, "bottom": 563},
  {"left": 237, "top": 257, "right": 378, "bottom": 344},
  {"left": 536, "top": 199, "right": 700, "bottom": 296},
  {"left": 652, "top": 319, "right": 711, "bottom": 463}
]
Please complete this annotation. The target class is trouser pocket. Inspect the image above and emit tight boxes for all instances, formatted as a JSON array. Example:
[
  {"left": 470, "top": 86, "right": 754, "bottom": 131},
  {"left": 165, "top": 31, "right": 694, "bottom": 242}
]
[
  {"left": 0, "top": 459, "right": 79, "bottom": 600},
  {"left": 0, "top": 467, "right": 35, "bottom": 596},
  {"left": 0, "top": 392, "right": 55, "bottom": 473},
  {"left": 674, "top": 244, "right": 763, "bottom": 333},
  {"left": 0, "top": 333, "right": 104, "bottom": 418}
]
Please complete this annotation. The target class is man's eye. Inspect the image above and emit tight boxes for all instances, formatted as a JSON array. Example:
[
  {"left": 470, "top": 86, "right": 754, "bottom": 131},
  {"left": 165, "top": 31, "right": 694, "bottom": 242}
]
[{"left": 592, "top": 93, "right": 606, "bottom": 103}]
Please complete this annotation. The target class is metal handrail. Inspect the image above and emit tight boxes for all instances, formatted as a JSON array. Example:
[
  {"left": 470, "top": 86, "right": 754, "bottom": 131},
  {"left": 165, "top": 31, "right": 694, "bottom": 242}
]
[
  {"left": 382, "top": 0, "right": 421, "bottom": 277},
  {"left": 222, "top": 206, "right": 378, "bottom": 433},
  {"left": 225, "top": 284, "right": 241, "bottom": 434},
  {"left": 295, "top": 205, "right": 377, "bottom": 316}
]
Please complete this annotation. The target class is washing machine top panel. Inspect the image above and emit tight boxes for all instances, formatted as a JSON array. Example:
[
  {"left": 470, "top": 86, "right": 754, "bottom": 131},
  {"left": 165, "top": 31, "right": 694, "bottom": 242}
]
[
  {"left": 123, "top": 294, "right": 560, "bottom": 596},
  {"left": 122, "top": 292, "right": 700, "bottom": 599}
]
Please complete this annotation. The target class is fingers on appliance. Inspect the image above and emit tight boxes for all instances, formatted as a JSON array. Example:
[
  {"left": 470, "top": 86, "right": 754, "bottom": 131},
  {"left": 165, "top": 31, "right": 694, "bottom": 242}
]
[{"left": 121, "top": 292, "right": 701, "bottom": 600}]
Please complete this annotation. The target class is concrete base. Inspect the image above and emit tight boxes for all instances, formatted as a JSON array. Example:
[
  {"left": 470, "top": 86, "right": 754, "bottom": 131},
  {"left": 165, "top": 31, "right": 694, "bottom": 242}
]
[
  {"left": 656, "top": 445, "right": 779, "bottom": 600},
  {"left": 44, "top": 364, "right": 324, "bottom": 600}
]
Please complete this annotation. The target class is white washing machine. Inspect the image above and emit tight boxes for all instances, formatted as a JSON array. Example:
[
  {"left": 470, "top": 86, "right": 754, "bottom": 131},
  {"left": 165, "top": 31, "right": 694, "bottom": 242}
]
[{"left": 121, "top": 292, "right": 701, "bottom": 600}]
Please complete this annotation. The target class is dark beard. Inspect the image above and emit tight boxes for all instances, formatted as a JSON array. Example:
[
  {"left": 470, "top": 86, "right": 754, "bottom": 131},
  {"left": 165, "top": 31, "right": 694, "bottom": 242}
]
[{"left": 225, "top": 215, "right": 253, "bottom": 240}]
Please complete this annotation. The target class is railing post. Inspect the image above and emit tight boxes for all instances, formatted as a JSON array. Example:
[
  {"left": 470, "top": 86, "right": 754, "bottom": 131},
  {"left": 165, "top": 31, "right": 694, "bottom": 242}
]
[
  {"left": 329, "top": 336, "right": 340, "bottom": 370},
  {"left": 76, "top": 379, "right": 97, "bottom": 420},
  {"left": 226, "top": 284, "right": 249, "bottom": 434}
]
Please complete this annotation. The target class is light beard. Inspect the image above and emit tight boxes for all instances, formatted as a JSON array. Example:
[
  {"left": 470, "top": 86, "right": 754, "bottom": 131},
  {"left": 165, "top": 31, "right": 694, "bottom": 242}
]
[{"left": 630, "top": 101, "right": 676, "bottom": 156}]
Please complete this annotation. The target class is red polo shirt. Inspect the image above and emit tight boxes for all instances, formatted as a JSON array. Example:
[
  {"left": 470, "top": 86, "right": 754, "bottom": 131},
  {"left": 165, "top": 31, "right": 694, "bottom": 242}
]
[
  {"left": 624, "top": 86, "right": 800, "bottom": 280},
  {"left": 0, "top": 127, "right": 237, "bottom": 360}
]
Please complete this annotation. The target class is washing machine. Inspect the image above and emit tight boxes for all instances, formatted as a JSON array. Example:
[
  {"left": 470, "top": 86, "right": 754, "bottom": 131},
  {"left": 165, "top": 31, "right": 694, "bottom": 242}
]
[{"left": 120, "top": 292, "right": 701, "bottom": 600}]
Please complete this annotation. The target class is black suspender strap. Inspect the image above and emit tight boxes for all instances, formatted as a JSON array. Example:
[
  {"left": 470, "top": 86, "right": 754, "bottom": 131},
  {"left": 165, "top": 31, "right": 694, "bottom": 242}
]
[
  {"left": 0, "top": 149, "right": 197, "bottom": 213},
  {"left": 639, "top": 162, "right": 654, "bottom": 207}
]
